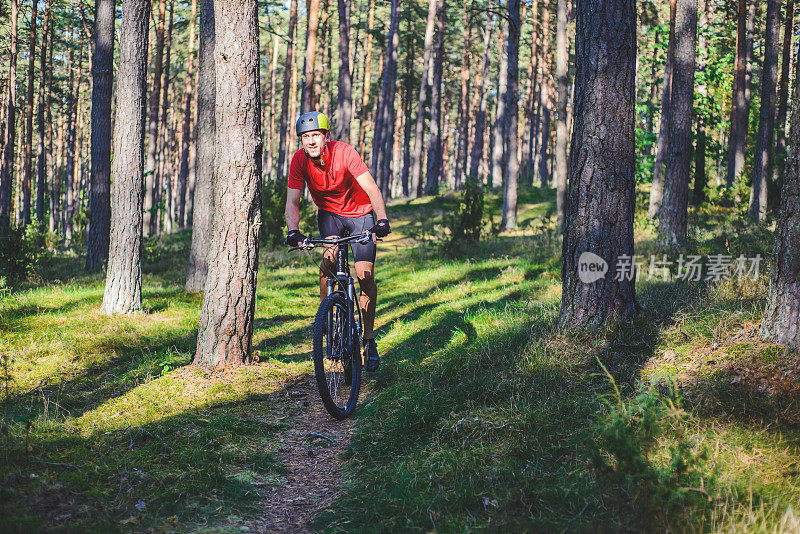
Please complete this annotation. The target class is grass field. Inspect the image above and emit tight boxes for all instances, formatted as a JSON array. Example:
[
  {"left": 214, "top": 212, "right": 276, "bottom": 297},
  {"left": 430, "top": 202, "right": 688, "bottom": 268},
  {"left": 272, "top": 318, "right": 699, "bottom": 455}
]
[{"left": 2, "top": 188, "right": 800, "bottom": 532}]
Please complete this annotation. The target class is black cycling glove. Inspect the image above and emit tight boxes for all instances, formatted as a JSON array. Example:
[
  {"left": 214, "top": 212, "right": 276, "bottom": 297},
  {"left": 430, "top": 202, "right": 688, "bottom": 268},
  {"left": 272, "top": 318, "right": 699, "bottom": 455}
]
[
  {"left": 285, "top": 229, "right": 307, "bottom": 247},
  {"left": 370, "top": 219, "right": 392, "bottom": 238}
]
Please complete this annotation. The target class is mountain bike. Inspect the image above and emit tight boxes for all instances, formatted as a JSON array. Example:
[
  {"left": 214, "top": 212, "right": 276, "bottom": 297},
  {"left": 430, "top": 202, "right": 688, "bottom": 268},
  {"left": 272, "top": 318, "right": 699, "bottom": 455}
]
[{"left": 289, "top": 231, "right": 373, "bottom": 419}]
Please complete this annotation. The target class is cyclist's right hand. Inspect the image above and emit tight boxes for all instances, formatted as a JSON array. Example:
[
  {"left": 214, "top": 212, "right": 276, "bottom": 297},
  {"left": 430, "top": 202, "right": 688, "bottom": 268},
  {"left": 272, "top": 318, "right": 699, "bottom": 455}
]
[{"left": 286, "top": 229, "right": 307, "bottom": 247}]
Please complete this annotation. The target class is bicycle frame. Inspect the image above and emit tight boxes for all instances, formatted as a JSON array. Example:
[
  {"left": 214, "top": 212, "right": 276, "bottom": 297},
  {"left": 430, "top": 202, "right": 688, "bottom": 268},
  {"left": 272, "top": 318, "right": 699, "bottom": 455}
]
[{"left": 325, "top": 240, "right": 363, "bottom": 353}]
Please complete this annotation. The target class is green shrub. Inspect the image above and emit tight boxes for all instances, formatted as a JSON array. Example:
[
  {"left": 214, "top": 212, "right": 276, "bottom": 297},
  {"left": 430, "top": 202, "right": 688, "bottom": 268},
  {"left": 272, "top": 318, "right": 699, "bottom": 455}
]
[
  {"left": 261, "top": 180, "right": 316, "bottom": 247},
  {"left": 0, "top": 223, "right": 45, "bottom": 285},
  {"left": 447, "top": 176, "right": 484, "bottom": 244}
]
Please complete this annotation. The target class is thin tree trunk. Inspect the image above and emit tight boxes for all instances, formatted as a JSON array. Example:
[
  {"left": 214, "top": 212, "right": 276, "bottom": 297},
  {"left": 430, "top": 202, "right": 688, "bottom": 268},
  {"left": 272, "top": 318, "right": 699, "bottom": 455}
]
[
  {"left": 693, "top": 127, "right": 707, "bottom": 204},
  {"left": 371, "top": 0, "right": 399, "bottom": 196},
  {"left": 649, "top": 0, "right": 677, "bottom": 217},
  {"left": 424, "top": 0, "right": 446, "bottom": 195},
  {"left": 356, "top": 0, "right": 375, "bottom": 155},
  {"left": 658, "top": 0, "right": 697, "bottom": 249},
  {"left": 555, "top": 0, "right": 569, "bottom": 228},
  {"left": 400, "top": 23, "right": 415, "bottom": 197},
  {"left": 65, "top": 46, "right": 84, "bottom": 244},
  {"left": 276, "top": 0, "right": 297, "bottom": 180},
  {"left": 454, "top": 1, "right": 472, "bottom": 189},
  {"left": 760, "top": 50, "right": 800, "bottom": 350},
  {"left": 145, "top": 0, "right": 167, "bottom": 236},
  {"left": 264, "top": 33, "right": 279, "bottom": 182},
  {"left": 726, "top": 0, "right": 756, "bottom": 187},
  {"left": 86, "top": 0, "right": 116, "bottom": 270},
  {"left": 537, "top": 3, "right": 553, "bottom": 187},
  {"left": 159, "top": 0, "right": 175, "bottom": 234},
  {"left": 315, "top": 0, "right": 330, "bottom": 112},
  {"left": 521, "top": 0, "right": 540, "bottom": 183},
  {"left": 335, "top": 0, "right": 352, "bottom": 142},
  {"left": 301, "top": 0, "right": 321, "bottom": 113},
  {"left": 468, "top": 13, "right": 495, "bottom": 181},
  {"left": 773, "top": 0, "right": 795, "bottom": 198},
  {"left": 410, "top": 0, "right": 438, "bottom": 197},
  {"left": 558, "top": 0, "right": 637, "bottom": 331},
  {"left": 185, "top": 0, "right": 215, "bottom": 292},
  {"left": 0, "top": 0, "right": 18, "bottom": 229},
  {"left": 22, "top": 0, "right": 38, "bottom": 227},
  {"left": 749, "top": 0, "right": 781, "bottom": 222},
  {"left": 35, "top": 1, "right": 50, "bottom": 229},
  {"left": 490, "top": 16, "right": 508, "bottom": 188},
  {"left": 177, "top": 0, "right": 197, "bottom": 227},
  {"left": 102, "top": 0, "right": 151, "bottom": 315},
  {"left": 501, "top": 0, "right": 521, "bottom": 229},
  {"left": 194, "top": 0, "right": 262, "bottom": 369}
]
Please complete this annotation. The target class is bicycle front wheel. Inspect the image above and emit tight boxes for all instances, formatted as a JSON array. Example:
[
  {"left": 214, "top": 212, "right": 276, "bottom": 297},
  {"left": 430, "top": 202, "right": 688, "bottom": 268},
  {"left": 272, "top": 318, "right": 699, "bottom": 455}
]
[{"left": 313, "top": 292, "right": 362, "bottom": 419}]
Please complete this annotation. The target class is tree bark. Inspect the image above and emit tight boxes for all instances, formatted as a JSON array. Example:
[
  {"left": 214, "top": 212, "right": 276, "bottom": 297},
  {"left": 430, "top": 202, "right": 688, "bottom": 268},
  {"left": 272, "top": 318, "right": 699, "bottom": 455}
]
[
  {"left": 400, "top": 23, "right": 415, "bottom": 197},
  {"left": 86, "top": 0, "right": 116, "bottom": 270},
  {"left": 749, "top": 0, "right": 782, "bottom": 222},
  {"left": 773, "top": 0, "right": 796, "bottom": 198},
  {"left": 144, "top": 0, "right": 167, "bottom": 236},
  {"left": 177, "top": 0, "right": 197, "bottom": 227},
  {"left": 454, "top": 1, "right": 472, "bottom": 189},
  {"left": 301, "top": 0, "right": 321, "bottom": 113},
  {"left": 186, "top": 0, "right": 216, "bottom": 292},
  {"left": 760, "top": 55, "right": 800, "bottom": 351},
  {"left": 194, "top": 0, "right": 262, "bottom": 369},
  {"left": 490, "top": 16, "right": 509, "bottom": 189},
  {"left": 658, "top": 0, "right": 697, "bottom": 250},
  {"left": 649, "top": 0, "right": 677, "bottom": 218},
  {"left": 0, "top": 0, "right": 18, "bottom": 229},
  {"left": 501, "top": 0, "right": 521, "bottom": 229},
  {"left": 537, "top": 2, "right": 553, "bottom": 187},
  {"left": 102, "top": 0, "right": 151, "bottom": 315},
  {"left": 22, "top": 0, "right": 38, "bottom": 227},
  {"left": 35, "top": 1, "right": 50, "bottom": 230},
  {"left": 355, "top": 0, "right": 375, "bottom": 155},
  {"left": 558, "top": 0, "right": 637, "bottom": 331},
  {"left": 276, "top": 0, "right": 297, "bottom": 180},
  {"left": 410, "top": 0, "right": 439, "bottom": 197},
  {"left": 335, "top": 0, "right": 352, "bottom": 142},
  {"left": 693, "top": 127, "right": 707, "bottom": 204},
  {"left": 264, "top": 33, "right": 279, "bottom": 182},
  {"left": 371, "top": 0, "right": 399, "bottom": 197},
  {"left": 424, "top": 0, "right": 446, "bottom": 195},
  {"left": 554, "top": 0, "right": 569, "bottom": 228},
  {"left": 468, "top": 13, "right": 495, "bottom": 181},
  {"left": 726, "top": 0, "right": 756, "bottom": 187},
  {"left": 159, "top": 0, "right": 175, "bottom": 234},
  {"left": 65, "top": 46, "right": 85, "bottom": 244}
]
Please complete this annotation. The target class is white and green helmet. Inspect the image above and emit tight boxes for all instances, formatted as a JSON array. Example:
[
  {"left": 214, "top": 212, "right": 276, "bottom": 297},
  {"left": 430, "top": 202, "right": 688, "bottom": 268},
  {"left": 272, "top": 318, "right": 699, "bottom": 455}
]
[{"left": 296, "top": 111, "right": 331, "bottom": 135}]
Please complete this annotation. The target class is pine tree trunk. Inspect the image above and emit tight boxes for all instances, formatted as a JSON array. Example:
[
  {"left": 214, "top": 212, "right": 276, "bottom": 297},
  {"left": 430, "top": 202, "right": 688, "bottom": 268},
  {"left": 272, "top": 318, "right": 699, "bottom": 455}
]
[
  {"left": 469, "top": 13, "right": 495, "bottom": 181},
  {"left": 159, "top": 0, "right": 175, "bottom": 234},
  {"left": 102, "top": 0, "right": 151, "bottom": 315},
  {"left": 693, "top": 127, "right": 707, "bottom": 204},
  {"left": 521, "top": 0, "right": 539, "bottom": 183},
  {"left": 558, "top": 0, "right": 637, "bottom": 331},
  {"left": 453, "top": 2, "right": 471, "bottom": 189},
  {"left": 400, "top": 25, "right": 415, "bottom": 197},
  {"left": 760, "top": 55, "right": 800, "bottom": 351},
  {"left": 424, "top": 0, "right": 446, "bottom": 195},
  {"left": 749, "top": 0, "right": 781, "bottom": 222},
  {"left": 410, "top": 0, "right": 439, "bottom": 197},
  {"left": 658, "top": 0, "right": 697, "bottom": 250},
  {"left": 371, "top": 0, "right": 399, "bottom": 197},
  {"left": 144, "top": 0, "right": 167, "bottom": 236},
  {"left": 649, "top": 0, "right": 676, "bottom": 218},
  {"left": 35, "top": 1, "right": 50, "bottom": 230},
  {"left": 186, "top": 0, "right": 216, "bottom": 292},
  {"left": 86, "top": 0, "right": 116, "bottom": 270},
  {"left": 276, "top": 0, "right": 297, "bottom": 180},
  {"left": 501, "top": 0, "right": 521, "bottom": 229},
  {"left": 0, "top": 0, "right": 18, "bottom": 229},
  {"left": 301, "top": 0, "right": 321, "bottom": 113},
  {"left": 22, "top": 0, "right": 38, "bottom": 228},
  {"left": 726, "top": 0, "right": 755, "bottom": 187},
  {"left": 555, "top": 0, "right": 569, "bottom": 228},
  {"left": 264, "top": 33, "right": 279, "bottom": 182},
  {"left": 537, "top": 2, "right": 553, "bottom": 187},
  {"left": 65, "top": 47, "right": 84, "bottom": 244},
  {"left": 194, "top": 0, "right": 262, "bottom": 369},
  {"left": 177, "top": 0, "right": 197, "bottom": 228},
  {"left": 335, "top": 0, "right": 352, "bottom": 142},
  {"left": 356, "top": 0, "right": 375, "bottom": 155},
  {"left": 773, "top": 0, "right": 795, "bottom": 197},
  {"left": 490, "top": 17, "right": 508, "bottom": 189}
]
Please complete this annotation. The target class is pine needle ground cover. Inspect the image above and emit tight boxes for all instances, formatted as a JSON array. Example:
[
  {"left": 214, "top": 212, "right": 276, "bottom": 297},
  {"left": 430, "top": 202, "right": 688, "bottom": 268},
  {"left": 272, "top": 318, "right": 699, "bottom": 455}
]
[{"left": 1, "top": 190, "right": 799, "bottom": 531}]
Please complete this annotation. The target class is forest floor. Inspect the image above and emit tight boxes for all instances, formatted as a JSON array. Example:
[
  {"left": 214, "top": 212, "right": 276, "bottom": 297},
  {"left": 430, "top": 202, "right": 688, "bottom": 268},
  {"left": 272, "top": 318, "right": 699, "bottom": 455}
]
[{"left": 3, "top": 188, "right": 800, "bottom": 532}]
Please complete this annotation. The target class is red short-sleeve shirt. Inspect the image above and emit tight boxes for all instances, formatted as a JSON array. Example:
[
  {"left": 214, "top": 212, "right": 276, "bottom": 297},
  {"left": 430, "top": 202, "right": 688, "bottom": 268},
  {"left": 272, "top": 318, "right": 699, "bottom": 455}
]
[{"left": 288, "top": 141, "right": 372, "bottom": 217}]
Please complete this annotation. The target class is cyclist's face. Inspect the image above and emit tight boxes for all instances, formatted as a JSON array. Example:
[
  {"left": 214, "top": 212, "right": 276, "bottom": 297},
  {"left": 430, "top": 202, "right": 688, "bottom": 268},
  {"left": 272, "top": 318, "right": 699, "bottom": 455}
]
[{"left": 300, "top": 130, "right": 328, "bottom": 158}]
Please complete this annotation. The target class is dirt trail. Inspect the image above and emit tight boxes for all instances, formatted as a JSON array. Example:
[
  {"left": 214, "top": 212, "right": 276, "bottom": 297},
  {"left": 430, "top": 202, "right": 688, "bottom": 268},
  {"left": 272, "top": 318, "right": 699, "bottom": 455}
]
[{"left": 248, "top": 373, "right": 367, "bottom": 533}]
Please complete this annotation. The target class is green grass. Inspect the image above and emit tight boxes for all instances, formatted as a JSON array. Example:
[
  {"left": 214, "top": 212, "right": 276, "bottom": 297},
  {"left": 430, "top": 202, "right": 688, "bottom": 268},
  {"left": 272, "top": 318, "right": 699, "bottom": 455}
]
[{"left": 3, "top": 188, "right": 800, "bottom": 532}]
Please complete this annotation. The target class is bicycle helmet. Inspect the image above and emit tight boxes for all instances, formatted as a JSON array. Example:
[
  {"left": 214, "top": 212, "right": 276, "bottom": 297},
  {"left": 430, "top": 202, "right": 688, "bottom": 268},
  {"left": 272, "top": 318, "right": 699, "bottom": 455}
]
[{"left": 296, "top": 111, "right": 331, "bottom": 135}]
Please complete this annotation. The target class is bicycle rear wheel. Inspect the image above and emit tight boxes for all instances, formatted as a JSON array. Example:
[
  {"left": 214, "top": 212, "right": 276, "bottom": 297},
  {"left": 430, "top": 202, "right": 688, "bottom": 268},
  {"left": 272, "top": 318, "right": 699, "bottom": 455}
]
[{"left": 313, "top": 292, "right": 362, "bottom": 419}]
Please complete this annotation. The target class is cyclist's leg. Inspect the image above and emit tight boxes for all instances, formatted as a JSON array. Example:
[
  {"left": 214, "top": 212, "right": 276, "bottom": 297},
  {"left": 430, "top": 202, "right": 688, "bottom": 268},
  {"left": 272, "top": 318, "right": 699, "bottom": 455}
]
[
  {"left": 345, "top": 212, "right": 378, "bottom": 340},
  {"left": 318, "top": 210, "right": 344, "bottom": 300}
]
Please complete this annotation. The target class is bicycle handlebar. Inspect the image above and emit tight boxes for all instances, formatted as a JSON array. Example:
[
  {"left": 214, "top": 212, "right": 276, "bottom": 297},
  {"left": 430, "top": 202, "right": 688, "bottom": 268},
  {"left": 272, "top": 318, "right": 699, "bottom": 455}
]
[{"left": 288, "top": 231, "right": 379, "bottom": 252}]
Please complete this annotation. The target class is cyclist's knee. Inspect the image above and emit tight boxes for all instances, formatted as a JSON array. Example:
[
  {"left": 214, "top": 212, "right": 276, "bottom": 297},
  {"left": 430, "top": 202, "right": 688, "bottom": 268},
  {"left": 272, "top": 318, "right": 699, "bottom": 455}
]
[{"left": 357, "top": 270, "right": 376, "bottom": 291}]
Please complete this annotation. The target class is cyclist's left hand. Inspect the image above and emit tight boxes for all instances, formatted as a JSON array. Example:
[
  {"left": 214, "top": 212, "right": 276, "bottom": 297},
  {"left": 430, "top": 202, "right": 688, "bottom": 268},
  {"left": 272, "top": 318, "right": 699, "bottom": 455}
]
[{"left": 371, "top": 219, "right": 391, "bottom": 238}]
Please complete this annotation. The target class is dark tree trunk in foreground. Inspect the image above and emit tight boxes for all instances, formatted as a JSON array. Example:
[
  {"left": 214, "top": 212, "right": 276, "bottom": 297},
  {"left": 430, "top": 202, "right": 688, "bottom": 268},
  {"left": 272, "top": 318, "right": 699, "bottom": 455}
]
[
  {"left": 555, "top": 0, "right": 569, "bottom": 228},
  {"left": 649, "top": 0, "right": 676, "bottom": 218},
  {"left": 749, "top": 0, "right": 781, "bottom": 222},
  {"left": 275, "top": 0, "right": 297, "bottom": 180},
  {"left": 410, "top": 0, "right": 439, "bottom": 197},
  {"left": 424, "top": 0, "right": 446, "bottom": 195},
  {"left": 726, "top": 0, "right": 755, "bottom": 187},
  {"left": 760, "top": 63, "right": 800, "bottom": 351},
  {"left": 371, "top": 0, "right": 399, "bottom": 197},
  {"left": 658, "top": 0, "right": 697, "bottom": 249},
  {"left": 469, "top": 14, "right": 495, "bottom": 181},
  {"left": 194, "top": 0, "right": 262, "bottom": 369},
  {"left": 335, "top": 0, "right": 352, "bottom": 142},
  {"left": 558, "top": 0, "right": 637, "bottom": 331},
  {"left": 86, "top": 0, "right": 116, "bottom": 271},
  {"left": 0, "top": 0, "right": 18, "bottom": 228},
  {"left": 102, "top": 0, "right": 151, "bottom": 315},
  {"left": 22, "top": 0, "right": 38, "bottom": 227},
  {"left": 501, "top": 0, "right": 521, "bottom": 229},
  {"left": 35, "top": 1, "right": 51, "bottom": 229},
  {"left": 186, "top": 0, "right": 216, "bottom": 292},
  {"left": 773, "top": 0, "right": 796, "bottom": 197}
]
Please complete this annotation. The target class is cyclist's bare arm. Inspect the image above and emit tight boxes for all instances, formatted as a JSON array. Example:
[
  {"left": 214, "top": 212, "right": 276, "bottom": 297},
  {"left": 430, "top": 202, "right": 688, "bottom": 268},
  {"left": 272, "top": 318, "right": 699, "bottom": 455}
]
[
  {"left": 285, "top": 187, "right": 302, "bottom": 232},
  {"left": 354, "top": 171, "right": 388, "bottom": 220}
]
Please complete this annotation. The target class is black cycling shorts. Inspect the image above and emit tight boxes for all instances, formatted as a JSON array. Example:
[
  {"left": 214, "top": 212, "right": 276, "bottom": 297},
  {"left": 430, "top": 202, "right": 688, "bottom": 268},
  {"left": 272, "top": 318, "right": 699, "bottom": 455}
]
[{"left": 317, "top": 209, "right": 376, "bottom": 263}]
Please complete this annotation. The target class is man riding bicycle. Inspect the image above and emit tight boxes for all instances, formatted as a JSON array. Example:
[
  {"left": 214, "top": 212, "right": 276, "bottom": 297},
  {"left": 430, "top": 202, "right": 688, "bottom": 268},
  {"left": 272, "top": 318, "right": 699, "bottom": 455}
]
[{"left": 284, "top": 111, "right": 391, "bottom": 372}]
